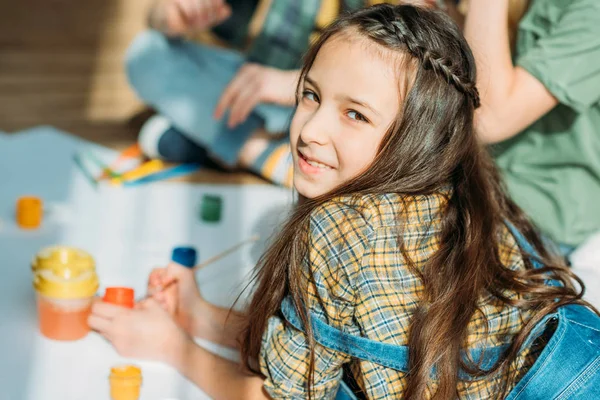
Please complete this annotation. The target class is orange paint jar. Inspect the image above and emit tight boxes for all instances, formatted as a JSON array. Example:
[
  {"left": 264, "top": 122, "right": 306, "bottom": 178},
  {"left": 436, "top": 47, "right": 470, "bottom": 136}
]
[
  {"left": 103, "top": 287, "right": 135, "bottom": 308},
  {"left": 109, "top": 365, "right": 142, "bottom": 400},
  {"left": 32, "top": 246, "right": 99, "bottom": 341},
  {"left": 16, "top": 196, "right": 43, "bottom": 229}
]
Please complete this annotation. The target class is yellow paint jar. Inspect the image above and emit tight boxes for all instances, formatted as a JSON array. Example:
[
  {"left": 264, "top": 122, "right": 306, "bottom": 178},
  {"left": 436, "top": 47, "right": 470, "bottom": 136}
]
[{"left": 109, "top": 365, "right": 142, "bottom": 400}]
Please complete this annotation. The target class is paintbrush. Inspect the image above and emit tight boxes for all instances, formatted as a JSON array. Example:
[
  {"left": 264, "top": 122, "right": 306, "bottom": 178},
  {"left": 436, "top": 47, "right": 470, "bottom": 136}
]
[{"left": 139, "top": 235, "right": 260, "bottom": 302}]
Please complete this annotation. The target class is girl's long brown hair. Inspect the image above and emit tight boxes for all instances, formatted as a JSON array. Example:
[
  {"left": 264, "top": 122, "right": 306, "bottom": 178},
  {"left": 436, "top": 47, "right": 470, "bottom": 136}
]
[{"left": 240, "top": 4, "right": 592, "bottom": 399}]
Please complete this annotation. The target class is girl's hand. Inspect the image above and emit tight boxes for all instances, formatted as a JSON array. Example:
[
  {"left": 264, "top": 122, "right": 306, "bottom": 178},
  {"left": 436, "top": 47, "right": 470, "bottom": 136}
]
[
  {"left": 147, "top": 263, "right": 204, "bottom": 334},
  {"left": 152, "top": 0, "right": 232, "bottom": 36},
  {"left": 214, "top": 64, "right": 300, "bottom": 128},
  {"left": 88, "top": 299, "right": 192, "bottom": 366}
]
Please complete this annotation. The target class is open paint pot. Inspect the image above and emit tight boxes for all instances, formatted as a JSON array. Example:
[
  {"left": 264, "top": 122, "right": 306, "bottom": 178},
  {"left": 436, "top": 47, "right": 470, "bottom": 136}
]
[{"left": 32, "top": 246, "right": 99, "bottom": 341}]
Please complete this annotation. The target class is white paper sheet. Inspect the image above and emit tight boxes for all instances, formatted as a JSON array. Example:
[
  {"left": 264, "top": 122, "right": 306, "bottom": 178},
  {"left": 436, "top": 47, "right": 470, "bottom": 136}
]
[{"left": 0, "top": 127, "right": 293, "bottom": 400}]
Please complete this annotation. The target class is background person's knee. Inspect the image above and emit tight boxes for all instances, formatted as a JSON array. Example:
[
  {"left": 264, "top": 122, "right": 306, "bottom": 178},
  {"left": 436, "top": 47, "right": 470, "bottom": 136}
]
[{"left": 125, "top": 30, "right": 174, "bottom": 101}]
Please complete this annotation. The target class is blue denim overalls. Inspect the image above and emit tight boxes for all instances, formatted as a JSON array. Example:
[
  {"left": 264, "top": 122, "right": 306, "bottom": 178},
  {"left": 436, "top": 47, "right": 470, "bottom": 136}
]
[{"left": 280, "top": 227, "right": 600, "bottom": 399}]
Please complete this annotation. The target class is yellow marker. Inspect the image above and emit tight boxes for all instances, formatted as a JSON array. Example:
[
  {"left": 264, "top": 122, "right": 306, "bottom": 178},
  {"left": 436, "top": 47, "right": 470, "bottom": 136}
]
[
  {"left": 101, "top": 143, "right": 143, "bottom": 179},
  {"left": 109, "top": 160, "right": 166, "bottom": 186},
  {"left": 109, "top": 365, "right": 142, "bottom": 400}
]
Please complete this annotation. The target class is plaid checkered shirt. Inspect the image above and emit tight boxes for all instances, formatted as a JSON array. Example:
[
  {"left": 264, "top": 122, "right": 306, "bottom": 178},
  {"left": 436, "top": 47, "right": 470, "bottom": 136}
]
[{"left": 260, "top": 192, "right": 540, "bottom": 399}]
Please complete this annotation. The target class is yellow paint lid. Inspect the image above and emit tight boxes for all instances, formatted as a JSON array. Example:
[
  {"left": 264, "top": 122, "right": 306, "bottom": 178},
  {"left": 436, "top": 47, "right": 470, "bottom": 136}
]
[
  {"left": 32, "top": 246, "right": 99, "bottom": 299},
  {"left": 110, "top": 365, "right": 142, "bottom": 379},
  {"left": 109, "top": 365, "right": 142, "bottom": 400}
]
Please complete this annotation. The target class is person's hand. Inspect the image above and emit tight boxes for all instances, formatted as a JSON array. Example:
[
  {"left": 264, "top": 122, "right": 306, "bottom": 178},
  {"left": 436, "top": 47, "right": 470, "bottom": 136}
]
[
  {"left": 147, "top": 263, "right": 204, "bottom": 333},
  {"left": 152, "top": 0, "right": 232, "bottom": 36},
  {"left": 214, "top": 64, "right": 300, "bottom": 128},
  {"left": 88, "top": 298, "right": 192, "bottom": 366}
]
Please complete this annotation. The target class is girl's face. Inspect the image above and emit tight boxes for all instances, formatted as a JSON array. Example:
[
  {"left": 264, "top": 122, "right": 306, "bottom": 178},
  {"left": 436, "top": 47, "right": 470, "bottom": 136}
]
[{"left": 290, "top": 34, "right": 401, "bottom": 199}]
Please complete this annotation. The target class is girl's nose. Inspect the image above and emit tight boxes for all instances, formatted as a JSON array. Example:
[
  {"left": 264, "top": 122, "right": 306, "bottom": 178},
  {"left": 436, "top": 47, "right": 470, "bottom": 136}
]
[{"left": 299, "top": 107, "right": 331, "bottom": 146}]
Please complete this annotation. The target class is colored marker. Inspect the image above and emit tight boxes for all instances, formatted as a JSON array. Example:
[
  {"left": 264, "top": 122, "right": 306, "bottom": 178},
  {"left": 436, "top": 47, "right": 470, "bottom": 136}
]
[
  {"left": 109, "top": 159, "right": 166, "bottom": 186},
  {"left": 109, "top": 143, "right": 142, "bottom": 169},
  {"left": 100, "top": 143, "right": 143, "bottom": 180},
  {"left": 73, "top": 154, "right": 98, "bottom": 189},
  {"left": 84, "top": 152, "right": 121, "bottom": 180},
  {"left": 123, "top": 163, "right": 202, "bottom": 187}
]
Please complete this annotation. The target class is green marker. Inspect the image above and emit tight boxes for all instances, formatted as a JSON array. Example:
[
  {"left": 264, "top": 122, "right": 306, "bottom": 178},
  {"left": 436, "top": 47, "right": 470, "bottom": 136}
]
[
  {"left": 200, "top": 194, "right": 222, "bottom": 223},
  {"left": 73, "top": 154, "right": 98, "bottom": 189},
  {"left": 85, "top": 151, "right": 121, "bottom": 179}
]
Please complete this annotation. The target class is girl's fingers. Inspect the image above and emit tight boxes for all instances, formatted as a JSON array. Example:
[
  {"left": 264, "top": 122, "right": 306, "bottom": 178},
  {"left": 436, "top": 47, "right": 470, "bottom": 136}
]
[
  {"left": 229, "top": 83, "right": 260, "bottom": 127},
  {"left": 216, "top": 4, "right": 231, "bottom": 22},
  {"left": 97, "top": 330, "right": 112, "bottom": 343},
  {"left": 154, "top": 291, "right": 169, "bottom": 305},
  {"left": 149, "top": 268, "right": 173, "bottom": 292},
  {"left": 175, "top": 0, "right": 197, "bottom": 21},
  {"left": 156, "top": 297, "right": 170, "bottom": 312},
  {"left": 209, "top": 1, "right": 230, "bottom": 25},
  {"left": 91, "top": 301, "right": 127, "bottom": 319},
  {"left": 193, "top": 0, "right": 209, "bottom": 23},
  {"left": 88, "top": 314, "right": 112, "bottom": 334},
  {"left": 191, "top": 0, "right": 203, "bottom": 16},
  {"left": 215, "top": 67, "right": 253, "bottom": 119},
  {"left": 143, "top": 297, "right": 162, "bottom": 310},
  {"left": 133, "top": 300, "right": 146, "bottom": 310},
  {"left": 148, "top": 271, "right": 160, "bottom": 287},
  {"left": 164, "top": 1, "right": 189, "bottom": 34}
]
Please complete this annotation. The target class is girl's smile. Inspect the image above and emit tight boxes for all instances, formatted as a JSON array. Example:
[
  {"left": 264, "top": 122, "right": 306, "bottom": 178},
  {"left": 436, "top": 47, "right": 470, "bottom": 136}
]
[{"left": 297, "top": 149, "right": 335, "bottom": 175}]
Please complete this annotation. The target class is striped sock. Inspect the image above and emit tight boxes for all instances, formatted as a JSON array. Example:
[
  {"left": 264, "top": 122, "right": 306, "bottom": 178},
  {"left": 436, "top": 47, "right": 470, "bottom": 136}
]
[{"left": 250, "top": 138, "right": 293, "bottom": 187}]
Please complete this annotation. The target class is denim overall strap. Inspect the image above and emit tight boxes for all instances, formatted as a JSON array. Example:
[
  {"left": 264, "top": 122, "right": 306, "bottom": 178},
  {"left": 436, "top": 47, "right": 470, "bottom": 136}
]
[
  {"left": 505, "top": 222, "right": 543, "bottom": 269},
  {"left": 280, "top": 296, "right": 510, "bottom": 377},
  {"left": 503, "top": 223, "right": 600, "bottom": 397},
  {"left": 506, "top": 304, "right": 600, "bottom": 399},
  {"left": 505, "top": 222, "right": 565, "bottom": 290},
  {"left": 335, "top": 379, "right": 360, "bottom": 400},
  {"left": 281, "top": 296, "right": 410, "bottom": 372}
]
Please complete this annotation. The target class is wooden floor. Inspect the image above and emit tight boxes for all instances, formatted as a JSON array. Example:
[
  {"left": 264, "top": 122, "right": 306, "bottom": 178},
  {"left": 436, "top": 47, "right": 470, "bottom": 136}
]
[{"left": 0, "top": 0, "right": 262, "bottom": 184}]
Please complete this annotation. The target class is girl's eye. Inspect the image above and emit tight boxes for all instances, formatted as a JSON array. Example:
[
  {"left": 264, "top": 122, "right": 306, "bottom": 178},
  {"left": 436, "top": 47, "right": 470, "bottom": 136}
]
[
  {"left": 302, "top": 90, "right": 319, "bottom": 103},
  {"left": 347, "top": 110, "right": 368, "bottom": 123}
]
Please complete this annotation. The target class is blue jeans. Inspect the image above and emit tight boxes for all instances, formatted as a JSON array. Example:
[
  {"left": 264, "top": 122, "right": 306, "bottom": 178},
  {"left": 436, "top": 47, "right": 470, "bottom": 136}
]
[{"left": 125, "top": 30, "right": 294, "bottom": 167}]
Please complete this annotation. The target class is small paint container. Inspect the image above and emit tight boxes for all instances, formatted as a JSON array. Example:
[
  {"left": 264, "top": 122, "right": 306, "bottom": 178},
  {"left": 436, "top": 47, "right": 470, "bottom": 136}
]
[
  {"left": 171, "top": 246, "right": 197, "bottom": 268},
  {"left": 16, "top": 196, "right": 43, "bottom": 229},
  {"left": 103, "top": 287, "right": 135, "bottom": 308},
  {"left": 32, "top": 246, "right": 99, "bottom": 341},
  {"left": 109, "top": 365, "right": 142, "bottom": 400},
  {"left": 200, "top": 194, "right": 222, "bottom": 223}
]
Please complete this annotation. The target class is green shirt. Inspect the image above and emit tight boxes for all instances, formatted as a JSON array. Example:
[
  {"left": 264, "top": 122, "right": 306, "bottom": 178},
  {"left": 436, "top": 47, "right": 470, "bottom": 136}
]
[{"left": 494, "top": 0, "right": 600, "bottom": 246}]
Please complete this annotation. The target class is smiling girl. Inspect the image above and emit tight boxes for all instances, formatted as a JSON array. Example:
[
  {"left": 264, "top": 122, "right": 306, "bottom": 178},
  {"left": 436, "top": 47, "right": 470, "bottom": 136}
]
[{"left": 89, "top": 4, "right": 600, "bottom": 399}]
